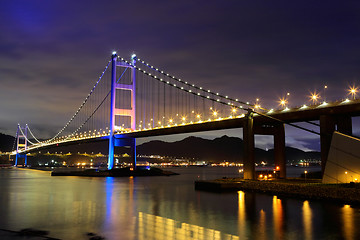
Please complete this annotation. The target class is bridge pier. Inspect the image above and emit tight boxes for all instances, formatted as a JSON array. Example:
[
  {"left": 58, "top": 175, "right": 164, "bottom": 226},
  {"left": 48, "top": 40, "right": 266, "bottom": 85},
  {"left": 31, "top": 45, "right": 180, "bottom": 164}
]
[
  {"left": 336, "top": 115, "right": 352, "bottom": 135},
  {"left": 254, "top": 123, "right": 286, "bottom": 178},
  {"left": 111, "top": 137, "right": 137, "bottom": 170},
  {"left": 320, "top": 114, "right": 352, "bottom": 174},
  {"left": 274, "top": 123, "right": 286, "bottom": 178},
  {"left": 15, "top": 153, "right": 27, "bottom": 166},
  {"left": 108, "top": 52, "right": 137, "bottom": 170},
  {"left": 243, "top": 111, "right": 255, "bottom": 179},
  {"left": 15, "top": 124, "right": 28, "bottom": 167}
]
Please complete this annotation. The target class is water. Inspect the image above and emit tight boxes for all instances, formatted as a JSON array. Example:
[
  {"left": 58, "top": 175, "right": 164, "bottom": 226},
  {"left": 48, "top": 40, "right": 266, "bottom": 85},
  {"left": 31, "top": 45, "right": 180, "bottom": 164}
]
[{"left": 0, "top": 166, "right": 359, "bottom": 240}]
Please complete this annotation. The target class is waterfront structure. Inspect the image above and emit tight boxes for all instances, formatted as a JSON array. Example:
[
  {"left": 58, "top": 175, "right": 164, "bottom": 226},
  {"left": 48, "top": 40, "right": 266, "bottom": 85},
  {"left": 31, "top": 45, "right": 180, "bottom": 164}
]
[{"left": 323, "top": 132, "right": 360, "bottom": 183}]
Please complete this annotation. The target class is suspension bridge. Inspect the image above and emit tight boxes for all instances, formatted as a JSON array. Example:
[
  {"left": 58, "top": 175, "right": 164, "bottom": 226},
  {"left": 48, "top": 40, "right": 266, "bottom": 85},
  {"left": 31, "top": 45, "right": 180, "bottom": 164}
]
[{"left": 12, "top": 52, "right": 360, "bottom": 179}]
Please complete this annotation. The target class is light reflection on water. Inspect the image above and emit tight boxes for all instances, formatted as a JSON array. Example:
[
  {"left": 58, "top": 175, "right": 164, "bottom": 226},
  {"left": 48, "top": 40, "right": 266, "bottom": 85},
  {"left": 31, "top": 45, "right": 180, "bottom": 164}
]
[{"left": 0, "top": 167, "right": 359, "bottom": 239}]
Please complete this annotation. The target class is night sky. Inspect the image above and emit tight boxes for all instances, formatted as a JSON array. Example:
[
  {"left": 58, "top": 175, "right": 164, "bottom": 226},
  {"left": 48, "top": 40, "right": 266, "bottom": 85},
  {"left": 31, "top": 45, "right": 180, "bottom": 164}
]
[{"left": 1, "top": 1, "right": 360, "bottom": 151}]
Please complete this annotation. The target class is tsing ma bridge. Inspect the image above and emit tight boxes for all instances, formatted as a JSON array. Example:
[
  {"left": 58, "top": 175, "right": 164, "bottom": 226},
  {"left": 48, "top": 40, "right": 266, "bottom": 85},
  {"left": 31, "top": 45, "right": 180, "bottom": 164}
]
[{"left": 12, "top": 53, "right": 360, "bottom": 179}]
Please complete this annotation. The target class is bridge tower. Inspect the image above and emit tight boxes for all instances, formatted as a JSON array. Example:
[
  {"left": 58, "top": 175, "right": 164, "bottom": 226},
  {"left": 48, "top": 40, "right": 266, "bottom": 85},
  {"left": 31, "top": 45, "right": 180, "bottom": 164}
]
[
  {"left": 15, "top": 124, "right": 28, "bottom": 166},
  {"left": 108, "top": 53, "right": 137, "bottom": 170}
]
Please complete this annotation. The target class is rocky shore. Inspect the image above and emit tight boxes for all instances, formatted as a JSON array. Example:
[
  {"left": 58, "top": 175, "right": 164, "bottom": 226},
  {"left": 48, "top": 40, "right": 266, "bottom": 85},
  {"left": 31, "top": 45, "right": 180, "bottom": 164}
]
[
  {"left": 51, "top": 167, "right": 178, "bottom": 177},
  {"left": 195, "top": 178, "right": 360, "bottom": 205}
]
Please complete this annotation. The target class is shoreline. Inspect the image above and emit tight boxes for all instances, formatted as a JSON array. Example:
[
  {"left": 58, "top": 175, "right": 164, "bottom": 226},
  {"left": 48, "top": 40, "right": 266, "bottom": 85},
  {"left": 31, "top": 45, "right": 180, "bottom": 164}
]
[
  {"left": 51, "top": 167, "right": 179, "bottom": 177},
  {"left": 195, "top": 178, "right": 360, "bottom": 205}
]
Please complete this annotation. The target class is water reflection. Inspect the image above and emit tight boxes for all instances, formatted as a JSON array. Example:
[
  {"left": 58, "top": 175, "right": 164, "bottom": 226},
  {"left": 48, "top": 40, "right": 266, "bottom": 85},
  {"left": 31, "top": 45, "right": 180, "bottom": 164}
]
[
  {"left": 1, "top": 168, "right": 360, "bottom": 239},
  {"left": 138, "top": 212, "right": 239, "bottom": 240},
  {"left": 272, "top": 196, "right": 284, "bottom": 240},
  {"left": 342, "top": 205, "right": 354, "bottom": 240},
  {"left": 302, "top": 201, "right": 312, "bottom": 240},
  {"left": 237, "top": 191, "right": 246, "bottom": 238}
]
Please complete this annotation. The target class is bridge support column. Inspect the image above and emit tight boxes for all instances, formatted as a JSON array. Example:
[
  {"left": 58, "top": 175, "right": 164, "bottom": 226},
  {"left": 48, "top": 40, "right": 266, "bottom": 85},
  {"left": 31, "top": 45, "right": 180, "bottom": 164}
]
[
  {"left": 243, "top": 111, "right": 255, "bottom": 180},
  {"left": 15, "top": 124, "right": 28, "bottom": 167},
  {"left": 336, "top": 115, "right": 352, "bottom": 135},
  {"left": 108, "top": 52, "right": 117, "bottom": 170},
  {"left": 114, "top": 137, "right": 137, "bottom": 169},
  {"left": 320, "top": 115, "right": 336, "bottom": 174},
  {"left": 254, "top": 123, "right": 286, "bottom": 178},
  {"left": 130, "top": 138, "right": 136, "bottom": 170},
  {"left": 108, "top": 53, "right": 137, "bottom": 170},
  {"left": 274, "top": 123, "right": 286, "bottom": 178}
]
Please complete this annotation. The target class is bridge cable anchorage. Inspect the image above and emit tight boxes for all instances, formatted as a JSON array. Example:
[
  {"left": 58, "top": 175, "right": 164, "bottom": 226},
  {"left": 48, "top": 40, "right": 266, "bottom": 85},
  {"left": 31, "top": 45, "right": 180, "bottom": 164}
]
[
  {"left": 251, "top": 109, "right": 320, "bottom": 135},
  {"left": 47, "top": 60, "right": 112, "bottom": 143},
  {"left": 120, "top": 56, "right": 258, "bottom": 109}
]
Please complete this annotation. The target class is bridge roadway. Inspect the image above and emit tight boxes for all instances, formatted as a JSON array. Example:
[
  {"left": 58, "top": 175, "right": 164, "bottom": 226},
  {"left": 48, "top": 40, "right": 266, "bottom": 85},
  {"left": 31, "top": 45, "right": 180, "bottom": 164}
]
[{"left": 22, "top": 99, "right": 360, "bottom": 179}]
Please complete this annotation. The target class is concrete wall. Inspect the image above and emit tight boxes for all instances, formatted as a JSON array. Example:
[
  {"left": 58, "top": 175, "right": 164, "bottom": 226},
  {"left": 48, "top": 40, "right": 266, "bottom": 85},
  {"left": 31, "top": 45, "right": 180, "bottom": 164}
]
[{"left": 323, "top": 132, "right": 360, "bottom": 183}]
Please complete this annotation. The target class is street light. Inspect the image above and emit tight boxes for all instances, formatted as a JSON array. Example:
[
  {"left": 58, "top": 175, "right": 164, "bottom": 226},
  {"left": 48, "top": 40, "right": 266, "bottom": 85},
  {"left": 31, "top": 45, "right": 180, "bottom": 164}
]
[
  {"left": 304, "top": 170, "right": 308, "bottom": 182},
  {"left": 324, "top": 85, "right": 328, "bottom": 102},
  {"left": 279, "top": 97, "right": 288, "bottom": 108},
  {"left": 348, "top": 86, "right": 358, "bottom": 100},
  {"left": 310, "top": 92, "right": 320, "bottom": 105},
  {"left": 345, "top": 171, "right": 348, "bottom": 183}
]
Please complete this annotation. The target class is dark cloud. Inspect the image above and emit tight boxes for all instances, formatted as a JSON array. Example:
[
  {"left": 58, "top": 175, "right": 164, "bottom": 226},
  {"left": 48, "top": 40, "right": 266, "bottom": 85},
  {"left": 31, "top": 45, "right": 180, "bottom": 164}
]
[{"left": 1, "top": 0, "right": 360, "bottom": 151}]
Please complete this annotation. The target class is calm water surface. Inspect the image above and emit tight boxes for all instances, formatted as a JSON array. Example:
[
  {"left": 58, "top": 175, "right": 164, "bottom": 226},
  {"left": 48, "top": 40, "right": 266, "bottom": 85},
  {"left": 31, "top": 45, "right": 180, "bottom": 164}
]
[{"left": 0, "top": 167, "right": 359, "bottom": 240}]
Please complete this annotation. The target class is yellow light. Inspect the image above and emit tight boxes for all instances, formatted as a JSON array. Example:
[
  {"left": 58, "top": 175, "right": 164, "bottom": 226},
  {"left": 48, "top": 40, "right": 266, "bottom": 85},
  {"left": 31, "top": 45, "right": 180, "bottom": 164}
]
[
  {"left": 348, "top": 85, "right": 358, "bottom": 99},
  {"left": 310, "top": 92, "right": 320, "bottom": 104},
  {"left": 232, "top": 108, "right": 237, "bottom": 113},
  {"left": 182, "top": 117, "right": 186, "bottom": 121},
  {"left": 196, "top": 114, "right": 201, "bottom": 119},
  {"left": 304, "top": 170, "right": 308, "bottom": 174},
  {"left": 169, "top": 119, "right": 173, "bottom": 123},
  {"left": 279, "top": 97, "right": 287, "bottom": 108},
  {"left": 259, "top": 174, "right": 263, "bottom": 178},
  {"left": 213, "top": 111, "right": 218, "bottom": 116}
]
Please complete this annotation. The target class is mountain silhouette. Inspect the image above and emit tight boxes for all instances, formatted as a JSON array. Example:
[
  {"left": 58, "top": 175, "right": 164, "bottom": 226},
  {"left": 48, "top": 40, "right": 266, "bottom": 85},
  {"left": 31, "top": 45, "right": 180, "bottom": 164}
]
[{"left": 0, "top": 133, "right": 319, "bottom": 163}]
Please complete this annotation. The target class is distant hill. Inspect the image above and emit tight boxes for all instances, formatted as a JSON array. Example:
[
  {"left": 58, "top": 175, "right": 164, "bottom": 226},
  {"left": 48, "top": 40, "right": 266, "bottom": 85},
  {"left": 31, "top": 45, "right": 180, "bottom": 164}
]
[
  {"left": 137, "top": 135, "right": 320, "bottom": 163},
  {"left": 0, "top": 132, "right": 320, "bottom": 163},
  {"left": 0, "top": 133, "right": 15, "bottom": 152}
]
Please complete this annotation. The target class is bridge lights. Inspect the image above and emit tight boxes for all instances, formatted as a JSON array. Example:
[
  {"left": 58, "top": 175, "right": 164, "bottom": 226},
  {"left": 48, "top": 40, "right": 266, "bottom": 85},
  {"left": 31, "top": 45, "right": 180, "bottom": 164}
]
[
  {"left": 348, "top": 86, "right": 358, "bottom": 100},
  {"left": 254, "top": 98, "right": 261, "bottom": 110},
  {"left": 310, "top": 92, "right": 320, "bottom": 105},
  {"left": 279, "top": 98, "right": 287, "bottom": 108}
]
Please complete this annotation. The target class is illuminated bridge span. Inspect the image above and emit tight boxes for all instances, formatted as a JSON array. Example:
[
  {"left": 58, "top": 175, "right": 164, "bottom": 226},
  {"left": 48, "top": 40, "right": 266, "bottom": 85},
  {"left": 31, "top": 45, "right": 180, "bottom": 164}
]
[{"left": 13, "top": 53, "right": 360, "bottom": 179}]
